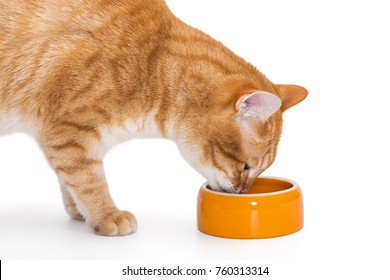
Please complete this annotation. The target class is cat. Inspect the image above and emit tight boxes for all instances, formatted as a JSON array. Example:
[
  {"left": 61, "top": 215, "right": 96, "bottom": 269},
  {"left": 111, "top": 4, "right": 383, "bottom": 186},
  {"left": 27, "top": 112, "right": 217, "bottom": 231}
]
[{"left": 0, "top": 0, "right": 308, "bottom": 236}]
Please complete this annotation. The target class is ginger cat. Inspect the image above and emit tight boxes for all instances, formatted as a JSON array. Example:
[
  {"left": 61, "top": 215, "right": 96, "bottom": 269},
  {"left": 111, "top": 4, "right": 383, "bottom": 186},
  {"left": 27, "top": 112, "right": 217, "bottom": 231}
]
[{"left": 0, "top": 0, "right": 308, "bottom": 236}]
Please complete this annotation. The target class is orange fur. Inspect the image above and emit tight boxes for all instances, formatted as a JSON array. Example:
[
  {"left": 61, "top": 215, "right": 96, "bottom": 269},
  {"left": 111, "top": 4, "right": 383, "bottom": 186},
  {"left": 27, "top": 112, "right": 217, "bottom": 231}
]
[{"left": 0, "top": 0, "right": 308, "bottom": 235}]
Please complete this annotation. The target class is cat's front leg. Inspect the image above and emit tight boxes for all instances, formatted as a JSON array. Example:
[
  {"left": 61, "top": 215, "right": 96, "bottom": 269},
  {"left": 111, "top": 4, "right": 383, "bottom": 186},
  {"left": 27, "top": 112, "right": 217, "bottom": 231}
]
[
  {"left": 56, "top": 158, "right": 137, "bottom": 236},
  {"left": 40, "top": 132, "right": 137, "bottom": 236}
]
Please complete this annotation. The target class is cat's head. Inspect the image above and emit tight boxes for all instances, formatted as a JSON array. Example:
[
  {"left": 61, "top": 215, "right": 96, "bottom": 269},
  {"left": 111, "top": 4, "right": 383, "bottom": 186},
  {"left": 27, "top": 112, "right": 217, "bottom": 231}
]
[{"left": 178, "top": 81, "right": 308, "bottom": 193}]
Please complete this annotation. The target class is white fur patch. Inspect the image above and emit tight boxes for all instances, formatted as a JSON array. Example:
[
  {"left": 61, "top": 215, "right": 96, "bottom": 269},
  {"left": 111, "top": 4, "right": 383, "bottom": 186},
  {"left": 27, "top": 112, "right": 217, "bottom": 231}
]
[
  {"left": 177, "top": 144, "right": 237, "bottom": 193},
  {"left": 91, "top": 114, "right": 161, "bottom": 158},
  {"left": 0, "top": 110, "right": 35, "bottom": 136}
]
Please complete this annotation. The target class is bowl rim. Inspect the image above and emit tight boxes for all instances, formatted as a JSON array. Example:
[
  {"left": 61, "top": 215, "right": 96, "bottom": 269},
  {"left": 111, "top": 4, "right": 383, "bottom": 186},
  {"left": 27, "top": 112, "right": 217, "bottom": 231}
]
[{"left": 200, "top": 176, "right": 299, "bottom": 197}]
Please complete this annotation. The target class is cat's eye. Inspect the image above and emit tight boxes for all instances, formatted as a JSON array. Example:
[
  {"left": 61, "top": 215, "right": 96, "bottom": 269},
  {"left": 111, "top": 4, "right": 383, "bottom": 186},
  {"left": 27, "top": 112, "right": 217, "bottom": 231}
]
[{"left": 244, "top": 162, "right": 250, "bottom": 171}]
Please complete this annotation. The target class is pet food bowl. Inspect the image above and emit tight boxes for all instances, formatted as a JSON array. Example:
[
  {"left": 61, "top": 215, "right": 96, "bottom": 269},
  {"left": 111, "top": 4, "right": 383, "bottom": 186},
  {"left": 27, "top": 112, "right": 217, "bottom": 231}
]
[{"left": 197, "top": 176, "right": 304, "bottom": 239}]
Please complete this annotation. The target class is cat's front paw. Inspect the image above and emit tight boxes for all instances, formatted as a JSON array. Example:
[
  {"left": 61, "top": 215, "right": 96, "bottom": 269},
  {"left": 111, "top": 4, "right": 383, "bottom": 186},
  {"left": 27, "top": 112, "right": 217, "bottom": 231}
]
[{"left": 94, "top": 211, "right": 137, "bottom": 236}]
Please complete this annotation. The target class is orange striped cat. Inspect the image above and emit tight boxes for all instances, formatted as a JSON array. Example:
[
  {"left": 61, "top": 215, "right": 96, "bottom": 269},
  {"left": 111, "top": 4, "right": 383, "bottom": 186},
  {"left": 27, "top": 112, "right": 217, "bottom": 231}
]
[{"left": 0, "top": 0, "right": 308, "bottom": 235}]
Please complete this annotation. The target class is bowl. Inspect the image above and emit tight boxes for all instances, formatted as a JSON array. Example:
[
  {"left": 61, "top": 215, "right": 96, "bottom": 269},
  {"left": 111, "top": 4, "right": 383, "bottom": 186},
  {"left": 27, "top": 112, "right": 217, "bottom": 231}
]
[{"left": 197, "top": 176, "right": 304, "bottom": 239}]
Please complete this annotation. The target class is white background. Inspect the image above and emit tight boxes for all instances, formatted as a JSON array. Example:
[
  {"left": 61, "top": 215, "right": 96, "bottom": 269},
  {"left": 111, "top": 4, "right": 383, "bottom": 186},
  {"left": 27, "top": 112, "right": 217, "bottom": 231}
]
[{"left": 1, "top": 0, "right": 389, "bottom": 279}]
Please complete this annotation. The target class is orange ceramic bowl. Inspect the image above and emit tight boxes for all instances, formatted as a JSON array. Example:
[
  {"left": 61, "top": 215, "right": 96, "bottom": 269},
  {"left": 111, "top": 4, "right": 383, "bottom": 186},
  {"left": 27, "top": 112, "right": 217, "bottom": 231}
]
[{"left": 197, "top": 177, "right": 304, "bottom": 239}]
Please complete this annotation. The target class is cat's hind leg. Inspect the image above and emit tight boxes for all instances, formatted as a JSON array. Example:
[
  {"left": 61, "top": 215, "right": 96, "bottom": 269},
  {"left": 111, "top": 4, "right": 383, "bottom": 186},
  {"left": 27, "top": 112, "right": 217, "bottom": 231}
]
[{"left": 59, "top": 179, "right": 84, "bottom": 221}]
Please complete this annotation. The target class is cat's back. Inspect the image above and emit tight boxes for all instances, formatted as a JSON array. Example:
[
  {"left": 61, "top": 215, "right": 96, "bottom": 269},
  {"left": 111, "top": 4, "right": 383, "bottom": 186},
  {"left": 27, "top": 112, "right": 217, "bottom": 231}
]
[
  {"left": 1, "top": 0, "right": 168, "bottom": 40},
  {"left": 0, "top": 0, "right": 171, "bottom": 107}
]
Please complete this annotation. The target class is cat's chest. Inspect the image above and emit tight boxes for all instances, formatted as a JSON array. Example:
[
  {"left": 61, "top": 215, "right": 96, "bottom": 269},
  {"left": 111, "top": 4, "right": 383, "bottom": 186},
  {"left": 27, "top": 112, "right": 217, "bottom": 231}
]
[
  {"left": 0, "top": 110, "right": 35, "bottom": 136},
  {"left": 96, "top": 116, "right": 161, "bottom": 156}
]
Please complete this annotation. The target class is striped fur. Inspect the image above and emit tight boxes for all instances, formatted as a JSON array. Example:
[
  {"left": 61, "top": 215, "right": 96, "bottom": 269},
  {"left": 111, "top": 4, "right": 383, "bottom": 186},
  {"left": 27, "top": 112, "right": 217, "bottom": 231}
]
[{"left": 0, "top": 0, "right": 307, "bottom": 235}]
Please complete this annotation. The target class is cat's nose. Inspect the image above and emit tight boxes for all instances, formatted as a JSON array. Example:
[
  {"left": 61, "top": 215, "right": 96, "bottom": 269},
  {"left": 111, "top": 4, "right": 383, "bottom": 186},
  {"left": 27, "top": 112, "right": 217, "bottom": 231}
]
[
  {"left": 230, "top": 186, "right": 242, "bottom": 194},
  {"left": 232, "top": 183, "right": 249, "bottom": 194},
  {"left": 242, "top": 177, "right": 257, "bottom": 193},
  {"left": 234, "top": 179, "right": 255, "bottom": 193}
]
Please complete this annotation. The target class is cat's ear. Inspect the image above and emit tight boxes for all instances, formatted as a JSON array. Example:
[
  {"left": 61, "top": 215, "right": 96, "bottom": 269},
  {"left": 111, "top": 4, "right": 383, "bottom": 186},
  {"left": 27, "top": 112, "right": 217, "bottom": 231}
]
[
  {"left": 235, "top": 91, "right": 281, "bottom": 121},
  {"left": 275, "top": 84, "right": 308, "bottom": 112}
]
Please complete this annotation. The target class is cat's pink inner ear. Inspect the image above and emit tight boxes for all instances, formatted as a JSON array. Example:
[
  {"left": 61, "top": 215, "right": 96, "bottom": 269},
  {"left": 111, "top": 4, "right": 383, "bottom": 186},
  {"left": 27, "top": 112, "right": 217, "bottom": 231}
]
[{"left": 236, "top": 91, "right": 282, "bottom": 120}]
